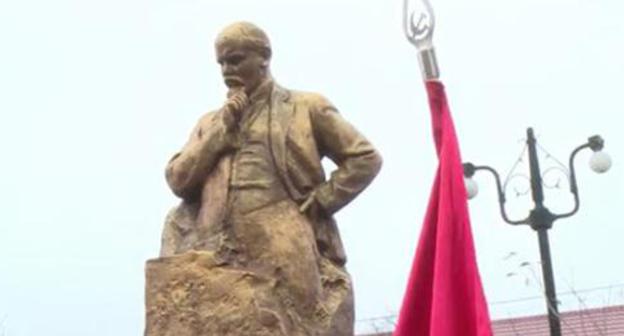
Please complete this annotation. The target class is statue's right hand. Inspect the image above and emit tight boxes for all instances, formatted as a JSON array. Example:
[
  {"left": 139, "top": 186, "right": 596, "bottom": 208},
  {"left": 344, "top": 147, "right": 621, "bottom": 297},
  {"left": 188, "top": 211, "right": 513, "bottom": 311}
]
[{"left": 222, "top": 88, "right": 249, "bottom": 131}]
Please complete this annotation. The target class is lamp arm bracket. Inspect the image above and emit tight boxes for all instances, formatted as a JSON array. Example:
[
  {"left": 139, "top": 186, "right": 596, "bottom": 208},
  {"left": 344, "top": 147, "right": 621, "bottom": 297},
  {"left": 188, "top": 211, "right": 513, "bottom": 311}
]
[
  {"left": 464, "top": 163, "right": 529, "bottom": 225},
  {"left": 552, "top": 143, "right": 590, "bottom": 220}
]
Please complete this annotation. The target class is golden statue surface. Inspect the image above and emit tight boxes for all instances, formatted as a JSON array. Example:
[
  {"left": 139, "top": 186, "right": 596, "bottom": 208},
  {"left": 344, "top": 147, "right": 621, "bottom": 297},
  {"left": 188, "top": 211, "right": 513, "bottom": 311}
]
[{"left": 145, "top": 22, "right": 382, "bottom": 336}]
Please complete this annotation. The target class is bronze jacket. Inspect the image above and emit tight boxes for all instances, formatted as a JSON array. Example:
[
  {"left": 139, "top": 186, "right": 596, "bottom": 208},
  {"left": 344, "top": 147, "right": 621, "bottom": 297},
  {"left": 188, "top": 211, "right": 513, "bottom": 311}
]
[{"left": 163, "top": 84, "right": 382, "bottom": 266}]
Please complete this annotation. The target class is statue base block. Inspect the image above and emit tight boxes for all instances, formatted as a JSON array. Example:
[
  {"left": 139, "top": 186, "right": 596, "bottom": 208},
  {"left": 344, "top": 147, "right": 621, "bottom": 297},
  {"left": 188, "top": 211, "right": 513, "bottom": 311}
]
[{"left": 144, "top": 251, "right": 354, "bottom": 336}]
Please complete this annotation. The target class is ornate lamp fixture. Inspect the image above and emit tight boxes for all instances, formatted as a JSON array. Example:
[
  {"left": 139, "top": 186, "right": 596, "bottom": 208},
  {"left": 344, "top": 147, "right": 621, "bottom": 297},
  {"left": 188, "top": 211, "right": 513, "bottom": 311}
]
[{"left": 463, "top": 128, "right": 611, "bottom": 336}]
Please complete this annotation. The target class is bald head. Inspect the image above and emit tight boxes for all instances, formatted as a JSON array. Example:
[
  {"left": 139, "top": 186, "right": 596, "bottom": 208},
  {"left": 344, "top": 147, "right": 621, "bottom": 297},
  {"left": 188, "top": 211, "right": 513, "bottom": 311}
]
[
  {"left": 215, "top": 22, "right": 272, "bottom": 93},
  {"left": 215, "top": 21, "right": 272, "bottom": 60}
]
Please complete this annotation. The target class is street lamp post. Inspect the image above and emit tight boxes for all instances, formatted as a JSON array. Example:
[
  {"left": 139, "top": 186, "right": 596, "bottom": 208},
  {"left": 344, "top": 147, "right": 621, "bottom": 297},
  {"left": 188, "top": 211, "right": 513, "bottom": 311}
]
[{"left": 463, "top": 127, "right": 611, "bottom": 336}]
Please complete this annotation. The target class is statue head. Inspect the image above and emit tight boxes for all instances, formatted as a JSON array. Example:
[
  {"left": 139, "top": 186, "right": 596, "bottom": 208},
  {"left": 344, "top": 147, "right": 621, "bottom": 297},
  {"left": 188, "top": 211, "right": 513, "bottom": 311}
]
[{"left": 215, "top": 22, "right": 272, "bottom": 94}]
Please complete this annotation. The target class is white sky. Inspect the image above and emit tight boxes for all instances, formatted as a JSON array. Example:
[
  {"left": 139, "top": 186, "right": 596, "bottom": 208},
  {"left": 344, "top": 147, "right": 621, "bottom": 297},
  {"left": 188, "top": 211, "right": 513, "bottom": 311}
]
[{"left": 1, "top": 0, "right": 623, "bottom": 335}]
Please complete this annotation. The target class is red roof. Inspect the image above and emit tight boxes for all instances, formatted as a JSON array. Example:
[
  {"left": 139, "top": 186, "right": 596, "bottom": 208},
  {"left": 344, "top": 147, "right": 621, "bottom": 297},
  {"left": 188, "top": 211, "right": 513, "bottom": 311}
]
[
  {"left": 492, "top": 305, "right": 624, "bottom": 335},
  {"left": 359, "top": 305, "right": 624, "bottom": 336}
]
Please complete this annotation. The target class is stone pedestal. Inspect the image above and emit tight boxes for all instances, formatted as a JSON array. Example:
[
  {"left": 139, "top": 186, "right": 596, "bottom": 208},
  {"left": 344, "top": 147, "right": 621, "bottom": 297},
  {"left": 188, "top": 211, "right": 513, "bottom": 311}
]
[{"left": 145, "top": 251, "right": 354, "bottom": 336}]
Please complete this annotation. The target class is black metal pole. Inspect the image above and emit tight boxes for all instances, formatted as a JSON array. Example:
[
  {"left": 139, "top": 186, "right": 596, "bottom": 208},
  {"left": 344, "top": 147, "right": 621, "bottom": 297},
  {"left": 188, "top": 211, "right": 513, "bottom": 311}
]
[
  {"left": 537, "top": 229, "right": 561, "bottom": 335},
  {"left": 526, "top": 128, "right": 562, "bottom": 336}
]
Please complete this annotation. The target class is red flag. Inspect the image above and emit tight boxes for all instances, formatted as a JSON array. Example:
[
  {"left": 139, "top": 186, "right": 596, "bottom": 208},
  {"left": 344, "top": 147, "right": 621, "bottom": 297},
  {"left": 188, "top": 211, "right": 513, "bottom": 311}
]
[{"left": 394, "top": 81, "right": 493, "bottom": 336}]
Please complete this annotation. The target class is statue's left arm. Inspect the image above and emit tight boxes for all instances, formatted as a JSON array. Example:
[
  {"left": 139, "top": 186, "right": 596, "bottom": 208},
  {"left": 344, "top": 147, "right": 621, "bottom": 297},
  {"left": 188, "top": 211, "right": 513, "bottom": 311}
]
[{"left": 306, "top": 96, "right": 383, "bottom": 215}]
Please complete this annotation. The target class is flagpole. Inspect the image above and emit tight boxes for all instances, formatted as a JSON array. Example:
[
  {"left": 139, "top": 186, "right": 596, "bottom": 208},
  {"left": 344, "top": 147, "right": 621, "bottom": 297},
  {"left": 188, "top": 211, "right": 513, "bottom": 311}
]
[
  {"left": 403, "top": 0, "right": 439, "bottom": 80},
  {"left": 397, "top": 2, "right": 494, "bottom": 335}
]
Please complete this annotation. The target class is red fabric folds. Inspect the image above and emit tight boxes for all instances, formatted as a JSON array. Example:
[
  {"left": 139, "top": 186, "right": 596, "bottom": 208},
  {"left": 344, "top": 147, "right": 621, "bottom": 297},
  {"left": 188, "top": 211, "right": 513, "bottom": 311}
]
[{"left": 393, "top": 81, "right": 493, "bottom": 336}]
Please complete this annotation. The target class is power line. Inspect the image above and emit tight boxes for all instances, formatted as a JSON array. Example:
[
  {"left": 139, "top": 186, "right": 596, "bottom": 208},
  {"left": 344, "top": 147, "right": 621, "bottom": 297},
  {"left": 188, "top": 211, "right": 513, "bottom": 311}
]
[
  {"left": 355, "top": 283, "right": 624, "bottom": 324},
  {"left": 490, "top": 283, "right": 624, "bottom": 306}
]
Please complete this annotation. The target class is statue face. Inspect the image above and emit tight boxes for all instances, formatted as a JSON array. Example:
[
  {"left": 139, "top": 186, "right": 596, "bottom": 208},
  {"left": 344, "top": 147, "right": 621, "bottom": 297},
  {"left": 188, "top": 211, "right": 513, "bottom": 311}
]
[{"left": 217, "top": 42, "right": 267, "bottom": 93}]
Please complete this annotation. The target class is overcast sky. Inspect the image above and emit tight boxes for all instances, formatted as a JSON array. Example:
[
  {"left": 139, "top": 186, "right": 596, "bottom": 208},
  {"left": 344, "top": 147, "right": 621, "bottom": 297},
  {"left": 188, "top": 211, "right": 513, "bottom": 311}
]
[{"left": 1, "top": 0, "right": 623, "bottom": 335}]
